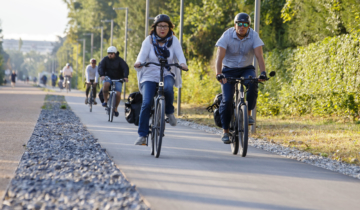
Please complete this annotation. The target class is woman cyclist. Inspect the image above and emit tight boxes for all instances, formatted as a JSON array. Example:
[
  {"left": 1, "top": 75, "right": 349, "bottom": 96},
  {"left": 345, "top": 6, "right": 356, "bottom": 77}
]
[{"left": 134, "top": 14, "right": 188, "bottom": 145}]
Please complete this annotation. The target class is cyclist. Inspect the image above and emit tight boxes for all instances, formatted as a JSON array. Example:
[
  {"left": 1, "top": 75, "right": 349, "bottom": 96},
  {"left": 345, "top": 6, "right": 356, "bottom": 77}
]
[
  {"left": 215, "top": 13, "right": 267, "bottom": 144},
  {"left": 62, "top": 63, "right": 73, "bottom": 91},
  {"left": 99, "top": 46, "right": 129, "bottom": 116},
  {"left": 85, "top": 58, "right": 99, "bottom": 105},
  {"left": 51, "top": 73, "right": 57, "bottom": 88},
  {"left": 133, "top": 14, "right": 188, "bottom": 145}
]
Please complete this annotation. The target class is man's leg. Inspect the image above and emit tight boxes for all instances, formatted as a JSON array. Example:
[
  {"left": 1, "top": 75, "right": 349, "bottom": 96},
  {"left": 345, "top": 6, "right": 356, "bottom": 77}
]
[
  {"left": 114, "top": 81, "right": 123, "bottom": 112},
  {"left": 103, "top": 82, "right": 110, "bottom": 103},
  {"left": 219, "top": 81, "right": 235, "bottom": 132},
  {"left": 85, "top": 83, "right": 91, "bottom": 98},
  {"left": 92, "top": 83, "right": 97, "bottom": 99},
  {"left": 241, "top": 69, "right": 257, "bottom": 122}
]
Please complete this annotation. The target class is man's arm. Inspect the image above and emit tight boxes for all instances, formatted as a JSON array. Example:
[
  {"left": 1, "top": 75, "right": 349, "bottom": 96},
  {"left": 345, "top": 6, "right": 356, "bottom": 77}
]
[
  {"left": 216, "top": 47, "right": 226, "bottom": 75},
  {"left": 254, "top": 46, "right": 266, "bottom": 73},
  {"left": 120, "top": 58, "right": 129, "bottom": 82}
]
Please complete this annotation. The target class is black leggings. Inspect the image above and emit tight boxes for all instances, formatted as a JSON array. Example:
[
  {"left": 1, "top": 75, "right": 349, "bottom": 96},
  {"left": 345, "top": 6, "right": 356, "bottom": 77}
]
[{"left": 86, "top": 80, "right": 97, "bottom": 98}]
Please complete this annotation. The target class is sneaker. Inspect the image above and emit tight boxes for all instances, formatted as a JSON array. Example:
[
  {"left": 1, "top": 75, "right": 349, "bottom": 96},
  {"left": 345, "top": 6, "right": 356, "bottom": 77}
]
[
  {"left": 85, "top": 98, "right": 88, "bottom": 104},
  {"left": 134, "top": 136, "right": 147, "bottom": 146},
  {"left": 166, "top": 114, "right": 177, "bottom": 126},
  {"left": 102, "top": 102, "right": 107, "bottom": 107},
  {"left": 249, "top": 116, "right": 255, "bottom": 125},
  {"left": 221, "top": 133, "right": 231, "bottom": 144},
  {"left": 93, "top": 99, "right": 97, "bottom": 105},
  {"left": 114, "top": 111, "right": 119, "bottom": 117}
]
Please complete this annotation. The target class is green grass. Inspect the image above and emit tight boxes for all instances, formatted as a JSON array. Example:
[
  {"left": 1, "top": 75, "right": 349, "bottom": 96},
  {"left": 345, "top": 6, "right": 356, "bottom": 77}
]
[{"left": 176, "top": 103, "right": 360, "bottom": 165}]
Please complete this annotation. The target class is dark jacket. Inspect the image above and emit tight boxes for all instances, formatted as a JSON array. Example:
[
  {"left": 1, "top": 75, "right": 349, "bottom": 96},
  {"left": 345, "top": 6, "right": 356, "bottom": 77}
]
[{"left": 99, "top": 52, "right": 129, "bottom": 79}]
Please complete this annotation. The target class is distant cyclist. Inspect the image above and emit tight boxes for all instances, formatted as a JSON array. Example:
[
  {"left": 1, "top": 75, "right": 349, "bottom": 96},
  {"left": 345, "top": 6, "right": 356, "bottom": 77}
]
[
  {"left": 99, "top": 46, "right": 129, "bottom": 117},
  {"left": 133, "top": 14, "right": 188, "bottom": 145},
  {"left": 62, "top": 63, "right": 73, "bottom": 91},
  {"left": 215, "top": 13, "right": 267, "bottom": 144},
  {"left": 85, "top": 58, "right": 99, "bottom": 105},
  {"left": 51, "top": 73, "right": 57, "bottom": 88}
]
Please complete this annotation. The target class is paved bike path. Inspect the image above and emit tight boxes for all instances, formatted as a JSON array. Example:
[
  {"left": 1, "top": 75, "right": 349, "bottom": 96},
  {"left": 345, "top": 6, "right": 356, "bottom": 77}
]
[
  {"left": 0, "top": 83, "right": 45, "bottom": 208},
  {"left": 64, "top": 92, "right": 360, "bottom": 210}
]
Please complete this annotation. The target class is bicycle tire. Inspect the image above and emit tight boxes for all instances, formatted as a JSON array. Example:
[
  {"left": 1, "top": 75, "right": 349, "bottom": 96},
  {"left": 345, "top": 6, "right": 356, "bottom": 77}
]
[
  {"left": 149, "top": 110, "right": 155, "bottom": 156},
  {"left": 108, "top": 93, "right": 112, "bottom": 122},
  {"left": 230, "top": 107, "right": 239, "bottom": 155},
  {"left": 110, "top": 93, "right": 115, "bottom": 122},
  {"left": 154, "top": 99, "right": 165, "bottom": 158},
  {"left": 239, "top": 105, "right": 248, "bottom": 157},
  {"left": 89, "top": 87, "right": 93, "bottom": 113}
]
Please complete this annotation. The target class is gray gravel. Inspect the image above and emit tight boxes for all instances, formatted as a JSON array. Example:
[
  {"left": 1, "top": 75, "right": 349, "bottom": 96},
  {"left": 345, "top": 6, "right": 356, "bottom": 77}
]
[
  {"left": 2, "top": 95, "right": 149, "bottom": 210},
  {"left": 178, "top": 119, "right": 360, "bottom": 180}
]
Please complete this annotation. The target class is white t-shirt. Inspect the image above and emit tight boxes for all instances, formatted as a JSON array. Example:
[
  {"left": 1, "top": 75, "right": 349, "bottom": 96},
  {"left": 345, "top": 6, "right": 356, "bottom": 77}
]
[
  {"left": 85, "top": 65, "right": 99, "bottom": 83},
  {"left": 62, "top": 66, "right": 73, "bottom": 76}
]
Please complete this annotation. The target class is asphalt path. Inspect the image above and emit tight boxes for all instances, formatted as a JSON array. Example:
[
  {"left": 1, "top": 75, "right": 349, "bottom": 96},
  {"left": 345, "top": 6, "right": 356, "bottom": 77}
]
[
  {"left": 0, "top": 82, "right": 45, "bottom": 208},
  {"left": 62, "top": 89, "right": 360, "bottom": 210}
]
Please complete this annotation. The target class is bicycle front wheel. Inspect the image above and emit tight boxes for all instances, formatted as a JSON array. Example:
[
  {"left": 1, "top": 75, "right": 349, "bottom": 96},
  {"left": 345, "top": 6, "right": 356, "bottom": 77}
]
[
  {"left": 149, "top": 110, "right": 155, "bottom": 156},
  {"left": 154, "top": 99, "right": 165, "bottom": 158},
  {"left": 109, "top": 93, "right": 116, "bottom": 122},
  {"left": 108, "top": 93, "right": 112, "bottom": 122},
  {"left": 238, "top": 105, "right": 248, "bottom": 157},
  {"left": 89, "top": 91, "right": 93, "bottom": 112},
  {"left": 230, "top": 108, "right": 239, "bottom": 155}
]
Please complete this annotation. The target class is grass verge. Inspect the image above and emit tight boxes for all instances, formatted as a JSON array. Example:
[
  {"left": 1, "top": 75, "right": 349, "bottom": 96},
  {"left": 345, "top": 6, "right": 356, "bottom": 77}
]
[{"left": 175, "top": 103, "right": 360, "bottom": 165}]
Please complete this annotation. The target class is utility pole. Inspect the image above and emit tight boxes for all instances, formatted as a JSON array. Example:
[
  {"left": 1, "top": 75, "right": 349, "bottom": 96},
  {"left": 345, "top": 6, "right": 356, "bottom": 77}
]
[
  {"left": 252, "top": 0, "right": 261, "bottom": 134},
  {"left": 113, "top": 7, "right": 129, "bottom": 98},
  {"left": 78, "top": 39, "right": 86, "bottom": 82},
  {"left": 101, "top": 19, "right": 114, "bottom": 46},
  {"left": 94, "top": 26, "right": 104, "bottom": 59},
  {"left": 84, "top": 33, "right": 94, "bottom": 58},
  {"left": 177, "top": 0, "right": 185, "bottom": 116},
  {"left": 145, "top": 0, "right": 149, "bottom": 38}
]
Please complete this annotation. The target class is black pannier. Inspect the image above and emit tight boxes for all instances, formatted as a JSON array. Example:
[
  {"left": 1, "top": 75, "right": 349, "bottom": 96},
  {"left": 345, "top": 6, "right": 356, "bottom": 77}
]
[
  {"left": 206, "top": 93, "right": 222, "bottom": 128},
  {"left": 125, "top": 91, "right": 142, "bottom": 126}
]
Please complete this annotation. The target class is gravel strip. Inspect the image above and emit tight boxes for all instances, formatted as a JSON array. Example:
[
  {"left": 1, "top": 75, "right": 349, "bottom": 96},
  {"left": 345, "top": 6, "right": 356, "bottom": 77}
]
[
  {"left": 2, "top": 95, "right": 149, "bottom": 210},
  {"left": 177, "top": 119, "right": 360, "bottom": 180}
]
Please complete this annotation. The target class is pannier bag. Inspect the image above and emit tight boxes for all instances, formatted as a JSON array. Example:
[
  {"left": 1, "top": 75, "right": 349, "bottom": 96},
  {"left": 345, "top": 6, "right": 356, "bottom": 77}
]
[
  {"left": 98, "top": 86, "right": 112, "bottom": 104},
  {"left": 125, "top": 91, "right": 143, "bottom": 126},
  {"left": 206, "top": 93, "right": 223, "bottom": 128}
]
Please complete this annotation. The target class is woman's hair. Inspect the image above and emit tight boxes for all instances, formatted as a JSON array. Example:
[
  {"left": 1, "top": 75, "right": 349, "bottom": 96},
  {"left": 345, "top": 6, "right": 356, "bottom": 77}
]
[{"left": 149, "top": 20, "right": 175, "bottom": 35}]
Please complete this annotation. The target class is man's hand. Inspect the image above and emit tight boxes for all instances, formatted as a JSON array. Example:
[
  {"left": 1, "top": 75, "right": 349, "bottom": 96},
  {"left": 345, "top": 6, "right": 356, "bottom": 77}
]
[
  {"left": 180, "top": 63, "right": 188, "bottom": 70},
  {"left": 259, "top": 71, "right": 267, "bottom": 82},
  {"left": 124, "top": 78, "right": 128, "bottom": 82},
  {"left": 216, "top": 74, "right": 227, "bottom": 84},
  {"left": 134, "top": 62, "right": 142, "bottom": 68},
  {"left": 101, "top": 76, "right": 105, "bottom": 81}
]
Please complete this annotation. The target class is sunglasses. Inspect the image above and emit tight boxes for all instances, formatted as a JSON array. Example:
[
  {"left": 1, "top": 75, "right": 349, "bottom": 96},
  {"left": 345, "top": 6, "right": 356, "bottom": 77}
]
[
  {"left": 108, "top": 53, "right": 115, "bottom": 55},
  {"left": 236, "top": 22, "right": 249, "bottom": 27}
]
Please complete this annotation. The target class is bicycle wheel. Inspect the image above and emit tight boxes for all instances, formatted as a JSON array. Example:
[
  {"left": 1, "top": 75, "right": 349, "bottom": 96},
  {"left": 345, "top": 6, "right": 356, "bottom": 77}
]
[
  {"left": 108, "top": 93, "right": 112, "bottom": 122},
  {"left": 110, "top": 93, "right": 116, "bottom": 122},
  {"left": 149, "top": 109, "right": 155, "bottom": 156},
  {"left": 238, "top": 105, "right": 248, "bottom": 157},
  {"left": 153, "top": 99, "right": 165, "bottom": 158},
  {"left": 230, "top": 108, "right": 239, "bottom": 155},
  {"left": 89, "top": 96, "right": 93, "bottom": 112}
]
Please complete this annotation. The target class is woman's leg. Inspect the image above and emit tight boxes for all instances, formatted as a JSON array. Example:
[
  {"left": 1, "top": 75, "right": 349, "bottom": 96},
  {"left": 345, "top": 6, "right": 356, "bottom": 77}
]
[
  {"left": 163, "top": 76, "right": 175, "bottom": 115},
  {"left": 138, "top": 81, "right": 157, "bottom": 137}
]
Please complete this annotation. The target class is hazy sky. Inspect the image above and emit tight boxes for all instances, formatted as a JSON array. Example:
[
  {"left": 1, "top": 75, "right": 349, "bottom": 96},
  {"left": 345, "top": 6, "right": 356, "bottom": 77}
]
[{"left": 0, "top": 0, "right": 68, "bottom": 41}]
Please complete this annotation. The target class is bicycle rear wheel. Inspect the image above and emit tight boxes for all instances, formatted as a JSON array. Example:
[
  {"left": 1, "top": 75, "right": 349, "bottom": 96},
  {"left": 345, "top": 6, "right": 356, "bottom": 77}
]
[
  {"left": 110, "top": 93, "right": 116, "bottom": 122},
  {"left": 230, "top": 108, "right": 239, "bottom": 155},
  {"left": 149, "top": 109, "right": 155, "bottom": 156},
  {"left": 238, "top": 105, "right": 248, "bottom": 157},
  {"left": 154, "top": 99, "right": 165, "bottom": 158}
]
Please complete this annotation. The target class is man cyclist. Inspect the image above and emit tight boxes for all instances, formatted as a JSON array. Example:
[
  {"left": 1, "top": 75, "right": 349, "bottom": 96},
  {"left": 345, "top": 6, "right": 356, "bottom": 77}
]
[
  {"left": 85, "top": 58, "right": 99, "bottom": 105},
  {"left": 99, "top": 46, "right": 129, "bottom": 117},
  {"left": 215, "top": 13, "right": 267, "bottom": 144},
  {"left": 62, "top": 63, "right": 73, "bottom": 91}
]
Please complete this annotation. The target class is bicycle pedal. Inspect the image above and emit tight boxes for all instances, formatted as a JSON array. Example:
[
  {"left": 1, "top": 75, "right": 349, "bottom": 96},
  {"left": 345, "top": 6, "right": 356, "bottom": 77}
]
[{"left": 165, "top": 118, "right": 169, "bottom": 123}]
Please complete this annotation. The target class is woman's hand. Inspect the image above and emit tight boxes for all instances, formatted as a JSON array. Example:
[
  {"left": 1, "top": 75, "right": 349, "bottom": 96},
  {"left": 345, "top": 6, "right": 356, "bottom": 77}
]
[
  {"left": 180, "top": 63, "right": 188, "bottom": 70},
  {"left": 134, "top": 62, "right": 142, "bottom": 68}
]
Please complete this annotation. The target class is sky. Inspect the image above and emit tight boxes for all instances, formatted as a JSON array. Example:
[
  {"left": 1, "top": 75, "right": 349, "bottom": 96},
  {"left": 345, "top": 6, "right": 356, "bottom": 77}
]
[{"left": 0, "top": 0, "right": 69, "bottom": 41}]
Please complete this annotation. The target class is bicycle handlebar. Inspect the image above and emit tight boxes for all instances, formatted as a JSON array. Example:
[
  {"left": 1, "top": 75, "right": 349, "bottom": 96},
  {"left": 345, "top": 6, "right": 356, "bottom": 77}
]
[
  {"left": 139, "top": 62, "right": 189, "bottom": 71},
  {"left": 226, "top": 71, "right": 276, "bottom": 83},
  {"left": 104, "top": 76, "right": 125, "bottom": 83}
]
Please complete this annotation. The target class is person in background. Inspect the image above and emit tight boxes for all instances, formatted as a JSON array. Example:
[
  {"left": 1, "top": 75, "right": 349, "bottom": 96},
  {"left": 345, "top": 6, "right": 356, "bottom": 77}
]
[
  {"left": 51, "top": 73, "right": 57, "bottom": 88},
  {"left": 10, "top": 71, "right": 17, "bottom": 88},
  {"left": 62, "top": 63, "right": 73, "bottom": 91},
  {"left": 85, "top": 58, "right": 99, "bottom": 105}
]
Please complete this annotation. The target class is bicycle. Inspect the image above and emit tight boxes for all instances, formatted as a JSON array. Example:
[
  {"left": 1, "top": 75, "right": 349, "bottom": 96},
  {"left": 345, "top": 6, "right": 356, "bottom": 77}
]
[
  {"left": 139, "top": 59, "right": 188, "bottom": 158},
  {"left": 88, "top": 81, "right": 95, "bottom": 112},
  {"left": 64, "top": 76, "right": 71, "bottom": 93},
  {"left": 226, "top": 71, "right": 275, "bottom": 157},
  {"left": 104, "top": 77, "right": 124, "bottom": 122}
]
